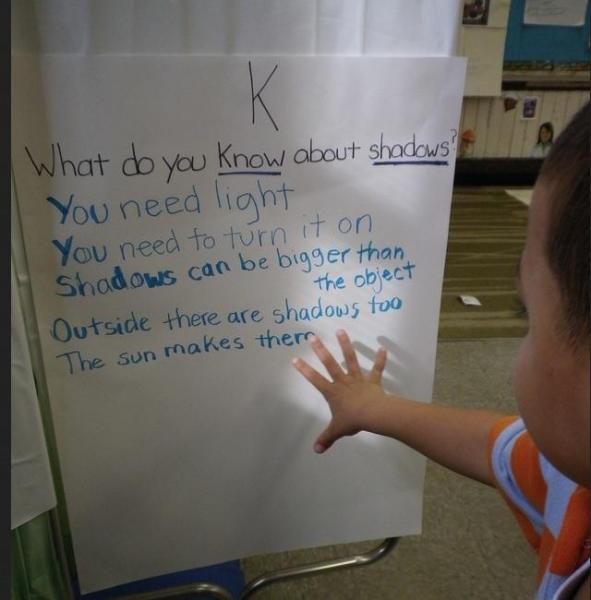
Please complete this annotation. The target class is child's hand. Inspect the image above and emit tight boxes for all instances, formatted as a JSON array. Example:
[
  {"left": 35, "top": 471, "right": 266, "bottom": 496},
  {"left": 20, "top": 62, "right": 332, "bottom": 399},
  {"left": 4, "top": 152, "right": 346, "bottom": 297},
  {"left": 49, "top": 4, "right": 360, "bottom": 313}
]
[{"left": 292, "top": 329, "right": 387, "bottom": 454}]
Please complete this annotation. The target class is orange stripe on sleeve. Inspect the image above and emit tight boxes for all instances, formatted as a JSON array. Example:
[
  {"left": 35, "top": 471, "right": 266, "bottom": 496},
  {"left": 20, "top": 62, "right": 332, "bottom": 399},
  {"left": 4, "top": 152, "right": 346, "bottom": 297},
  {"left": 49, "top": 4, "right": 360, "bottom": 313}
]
[
  {"left": 510, "top": 434, "right": 548, "bottom": 515},
  {"left": 537, "top": 528, "right": 556, "bottom": 583},
  {"left": 550, "top": 487, "right": 591, "bottom": 576},
  {"left": 498, "top": 486, "right": 543, "bottom": 551},
  {"left": 487, "top": 417, "right": 543, "bottom": 552}
]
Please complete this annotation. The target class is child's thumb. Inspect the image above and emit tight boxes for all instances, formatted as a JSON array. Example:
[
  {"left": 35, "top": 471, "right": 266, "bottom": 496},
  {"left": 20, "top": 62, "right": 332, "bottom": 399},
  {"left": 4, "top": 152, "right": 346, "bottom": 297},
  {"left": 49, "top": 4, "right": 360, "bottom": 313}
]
[{"left": 314, "top": 425, "right": 339, "bottom": 454}]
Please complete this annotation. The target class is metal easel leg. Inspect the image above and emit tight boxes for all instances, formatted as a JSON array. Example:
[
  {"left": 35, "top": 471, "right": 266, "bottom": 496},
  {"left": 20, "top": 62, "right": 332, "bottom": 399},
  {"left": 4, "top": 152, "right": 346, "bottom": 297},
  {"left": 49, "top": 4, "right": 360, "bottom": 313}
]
[
  {"left": 239, "top": 538, "right": 399, "bottom": 599},
  {"left": 120, "top": 538, "right": 398, "bottom": 599}
]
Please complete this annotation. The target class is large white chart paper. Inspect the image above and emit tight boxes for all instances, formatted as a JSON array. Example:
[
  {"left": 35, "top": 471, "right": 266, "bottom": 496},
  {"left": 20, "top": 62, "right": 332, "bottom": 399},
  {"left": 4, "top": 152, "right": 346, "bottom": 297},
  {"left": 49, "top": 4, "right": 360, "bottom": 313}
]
[{"left": 12, "top": 56, "right": 465, "bottom": 593}]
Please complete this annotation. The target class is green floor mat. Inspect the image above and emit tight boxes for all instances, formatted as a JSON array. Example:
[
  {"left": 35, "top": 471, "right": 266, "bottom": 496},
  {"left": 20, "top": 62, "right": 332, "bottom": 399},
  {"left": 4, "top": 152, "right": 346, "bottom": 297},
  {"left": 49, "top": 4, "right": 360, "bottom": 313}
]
[{"left": 439, "top": 187, "right": 529, "bottom": 340}]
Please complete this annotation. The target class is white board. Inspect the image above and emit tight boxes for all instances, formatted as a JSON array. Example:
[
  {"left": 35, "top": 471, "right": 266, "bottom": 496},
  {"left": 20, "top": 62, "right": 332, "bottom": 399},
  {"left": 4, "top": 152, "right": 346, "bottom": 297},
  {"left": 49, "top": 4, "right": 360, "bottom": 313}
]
[{"left": 11, "top": 55, "right": 465, "bottom": 593}]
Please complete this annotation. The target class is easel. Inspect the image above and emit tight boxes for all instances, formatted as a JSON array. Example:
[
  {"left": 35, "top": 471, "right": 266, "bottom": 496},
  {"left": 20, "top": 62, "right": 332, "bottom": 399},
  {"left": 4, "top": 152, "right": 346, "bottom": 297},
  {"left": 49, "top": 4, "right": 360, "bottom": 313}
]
[
  {"left": 13, "top": 5, "right": 461, "bottom": 597},
  {"left": 121, "top": 538, "right": 399, "bottom": 599}
]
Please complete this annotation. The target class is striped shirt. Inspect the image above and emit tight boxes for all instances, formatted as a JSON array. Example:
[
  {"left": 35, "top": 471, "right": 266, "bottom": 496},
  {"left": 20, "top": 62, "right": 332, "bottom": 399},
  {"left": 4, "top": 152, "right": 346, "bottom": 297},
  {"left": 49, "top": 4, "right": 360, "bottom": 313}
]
[{"left": 489, "top": 417, "right": 590, "bottom": 599}]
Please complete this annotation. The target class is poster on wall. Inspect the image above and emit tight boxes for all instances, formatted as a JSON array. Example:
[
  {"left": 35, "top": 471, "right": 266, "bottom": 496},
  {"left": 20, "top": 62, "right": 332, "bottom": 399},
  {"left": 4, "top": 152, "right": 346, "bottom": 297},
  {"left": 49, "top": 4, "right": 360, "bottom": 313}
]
[
  {"left": 524, "top": 0, "right": 589, "bottom": 26},
  {"left": 521, "top": 96, "right": 540, "bottom": 120},
  {"left": 12, "top": 55, "right": 465, "bottom": 593}
]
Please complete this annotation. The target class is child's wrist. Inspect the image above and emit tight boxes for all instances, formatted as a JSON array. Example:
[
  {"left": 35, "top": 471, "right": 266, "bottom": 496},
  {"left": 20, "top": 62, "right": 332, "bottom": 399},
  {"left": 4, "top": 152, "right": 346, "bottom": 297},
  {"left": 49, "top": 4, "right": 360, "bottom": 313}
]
[
  {"left": 361, "top": 392, "right": 412, "bottom": 438},
  {"left": 357, "top": 390, "right": 394, "bottom": 434}
]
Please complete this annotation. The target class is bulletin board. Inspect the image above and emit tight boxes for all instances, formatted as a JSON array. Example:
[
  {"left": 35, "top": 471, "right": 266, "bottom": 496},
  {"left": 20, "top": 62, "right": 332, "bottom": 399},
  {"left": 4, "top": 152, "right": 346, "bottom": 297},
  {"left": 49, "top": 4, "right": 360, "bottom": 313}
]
[{"left": 504, "top": 0, "right": 591, "bottom": 64}]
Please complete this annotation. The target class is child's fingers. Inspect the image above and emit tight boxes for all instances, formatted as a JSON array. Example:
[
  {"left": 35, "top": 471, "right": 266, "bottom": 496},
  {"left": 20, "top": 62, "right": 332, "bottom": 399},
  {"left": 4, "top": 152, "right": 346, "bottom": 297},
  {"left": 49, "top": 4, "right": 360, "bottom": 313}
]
[
  {"left": 292, "top": 358, "right": 332, "bottom": 394},
  {"left": 336, "top": 329, "right": 362, "bottom": 378},
  {"left": 310, "top": 336, "right": 345, "bottom": 382},
  {"left": 369, "top": 347, "right": 387, "bottom": 384}
]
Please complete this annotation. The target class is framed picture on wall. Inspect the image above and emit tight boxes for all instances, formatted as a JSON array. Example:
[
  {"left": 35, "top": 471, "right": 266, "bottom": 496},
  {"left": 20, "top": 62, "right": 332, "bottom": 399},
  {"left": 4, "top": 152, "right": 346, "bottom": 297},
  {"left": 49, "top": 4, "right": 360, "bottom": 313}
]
[
  {"left": 463, "top": 0, "right": 490, "bottom": 25},
  {"left": 521, "top": 96, "right": 540, "bottom": 120}
]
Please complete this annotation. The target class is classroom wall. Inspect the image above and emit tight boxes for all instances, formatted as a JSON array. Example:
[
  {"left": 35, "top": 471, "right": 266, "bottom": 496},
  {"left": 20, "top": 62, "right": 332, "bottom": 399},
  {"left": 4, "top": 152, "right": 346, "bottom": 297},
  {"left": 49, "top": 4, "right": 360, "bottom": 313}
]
[
  {"left": 459, "top": 90, "right": 589, "bottom": 158},
  {"left": 459, "top": 0, "right": 590, "bottom": 159},
  {"left": 459, "top": 0, "right": 511, "bottom": 96}
]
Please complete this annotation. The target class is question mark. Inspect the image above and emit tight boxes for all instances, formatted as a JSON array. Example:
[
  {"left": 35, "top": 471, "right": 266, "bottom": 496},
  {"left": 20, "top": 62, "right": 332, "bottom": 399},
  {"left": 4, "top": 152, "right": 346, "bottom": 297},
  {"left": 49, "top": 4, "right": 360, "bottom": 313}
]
[{"left": 450, "top": 128, "right": 458, "bottom": 145}]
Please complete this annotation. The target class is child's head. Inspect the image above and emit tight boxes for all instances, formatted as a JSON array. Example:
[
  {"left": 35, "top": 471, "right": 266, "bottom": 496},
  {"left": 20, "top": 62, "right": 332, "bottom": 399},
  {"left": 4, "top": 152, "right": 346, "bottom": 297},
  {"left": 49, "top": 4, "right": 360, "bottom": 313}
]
[
  {"left": 513, "top": 102, "right": 590, "bottom": 486},
  {"left": 537, "top": 121, "right": 553, "bottom": 145}
]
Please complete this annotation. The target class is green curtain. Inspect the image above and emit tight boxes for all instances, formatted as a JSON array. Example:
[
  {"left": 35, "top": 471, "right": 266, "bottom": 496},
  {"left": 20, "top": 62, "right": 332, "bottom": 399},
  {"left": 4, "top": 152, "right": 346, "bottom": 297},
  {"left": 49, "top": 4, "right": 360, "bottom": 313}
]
[{"left": 11, "top": 511, "right": 70, "bottom": 600}]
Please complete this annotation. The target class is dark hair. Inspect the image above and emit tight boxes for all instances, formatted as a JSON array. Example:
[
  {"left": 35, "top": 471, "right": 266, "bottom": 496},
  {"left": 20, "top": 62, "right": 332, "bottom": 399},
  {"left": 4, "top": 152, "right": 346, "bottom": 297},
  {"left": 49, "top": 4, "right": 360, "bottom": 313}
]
[
  {"left": 539, "top": 102, "right": 590, "bottom": 346},
  {"left": 537, "top": 121, "right": 554, "bottom": 144}
]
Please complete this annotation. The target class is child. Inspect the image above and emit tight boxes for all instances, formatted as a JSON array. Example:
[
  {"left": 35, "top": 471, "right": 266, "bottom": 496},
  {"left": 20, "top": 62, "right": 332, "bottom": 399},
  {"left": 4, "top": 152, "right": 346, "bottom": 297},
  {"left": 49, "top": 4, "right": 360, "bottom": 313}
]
[{"left": 293, "top": 102, "right": 590, "bottom": 599}]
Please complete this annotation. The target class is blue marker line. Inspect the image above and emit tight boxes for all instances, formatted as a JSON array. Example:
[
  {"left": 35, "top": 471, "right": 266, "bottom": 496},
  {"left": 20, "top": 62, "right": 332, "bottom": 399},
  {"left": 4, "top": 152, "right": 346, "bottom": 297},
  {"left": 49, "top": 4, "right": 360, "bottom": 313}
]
[
  {"left": 373, "top": 160, "right": 449, "bottom": 166},
  {"left": 218, "top": 171, "right": 283, "bottom": 176}
]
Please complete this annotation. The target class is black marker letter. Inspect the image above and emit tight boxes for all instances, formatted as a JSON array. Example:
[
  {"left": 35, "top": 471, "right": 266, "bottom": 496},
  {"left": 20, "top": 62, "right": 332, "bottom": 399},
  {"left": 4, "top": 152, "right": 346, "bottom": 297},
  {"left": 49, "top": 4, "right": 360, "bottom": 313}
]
[{"left": 249, "top": 61, "right": 279, "bottom": 132}]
